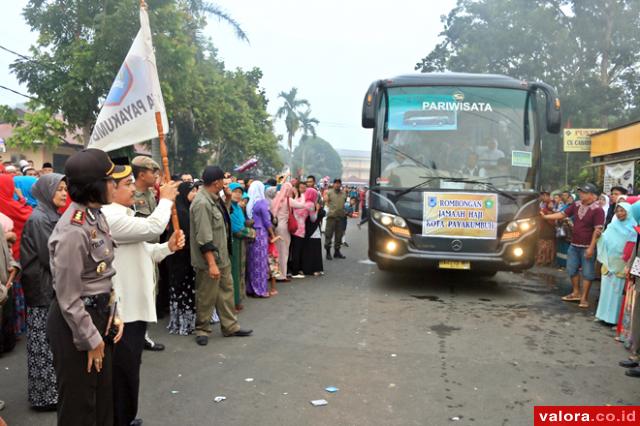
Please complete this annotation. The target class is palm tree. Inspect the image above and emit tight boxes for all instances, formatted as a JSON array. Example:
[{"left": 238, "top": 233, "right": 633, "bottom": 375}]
[
  {"left": 276, "top": 88, "right": 310, "bottom": 170},
  {"left": 298, "top": 109, "right": 319, "bottom": 176},
  {"left": 186, "top": 1, "right": 249, "bottom": 42},
  {"left": 298, "top": 109, "right": 319, "bottom": 139}
]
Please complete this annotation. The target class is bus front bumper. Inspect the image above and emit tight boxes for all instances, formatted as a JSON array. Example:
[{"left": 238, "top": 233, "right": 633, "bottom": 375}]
[{"left": 369, "top": 223, "right": 537, "bottom": 272}]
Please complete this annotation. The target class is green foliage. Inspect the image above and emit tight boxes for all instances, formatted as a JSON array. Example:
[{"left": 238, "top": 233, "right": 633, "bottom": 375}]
[
  {"left": 292, "top": 136, "right": 343, "bottom": 180},
  {"left": 0, "top": 103, "right": 66, "bottom": 151},
  {"left": 11, "top": 0, "right": 281, "bottom": 176},
  {"left": 415, "top": 0, "right": 640, "bottom": 188}
]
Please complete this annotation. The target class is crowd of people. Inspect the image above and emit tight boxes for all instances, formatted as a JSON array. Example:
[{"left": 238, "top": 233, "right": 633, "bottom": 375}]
[
  {"left": 538, "top": 183, "right": 640, "bottom": 378},
  {"left": 0, "top": 151, "right": 363, "bottom": 425}
]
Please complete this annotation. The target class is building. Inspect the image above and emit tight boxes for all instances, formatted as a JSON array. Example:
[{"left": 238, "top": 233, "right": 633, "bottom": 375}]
[
  {"left": 0, "top": 122, "right": 84, "bottom": 172},
  {"left": 338, "top": 149, "right": 371, "bottom": 186},
  {"left": 590, "top": 120, "right": 640, "bottom": 194}
]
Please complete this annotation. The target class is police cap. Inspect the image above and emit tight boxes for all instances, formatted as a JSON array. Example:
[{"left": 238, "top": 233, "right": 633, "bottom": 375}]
[{"left": 65, "top": 148, "right": 129, "bottom": 185}]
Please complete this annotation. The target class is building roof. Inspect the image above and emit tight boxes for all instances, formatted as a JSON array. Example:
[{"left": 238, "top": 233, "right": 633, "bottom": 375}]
[{"left": 337, "top": 149, "right": 371, "bottom": 158}]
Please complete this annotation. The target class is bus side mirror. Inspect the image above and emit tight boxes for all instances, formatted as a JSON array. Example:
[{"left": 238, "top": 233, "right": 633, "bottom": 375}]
[
  {"left": 362, "top": 82, "right": 380, "bottom": 129},
  {"left": 531, "top": 82, "right": 562, "bottom": 134}
]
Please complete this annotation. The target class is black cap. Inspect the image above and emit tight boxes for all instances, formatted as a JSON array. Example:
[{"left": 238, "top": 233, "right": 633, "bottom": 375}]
[
  {"left": 202, "top": 166, "right": 225, "bottom": 185},
  {"left": 64, "top": 148, "right": 128, "bottom": 185},
  {"left": 42, "top": 162, "right": 53, "bottom": 168},
  {"left": 578, "top": 183, "right": 598, "bottom": 194}
]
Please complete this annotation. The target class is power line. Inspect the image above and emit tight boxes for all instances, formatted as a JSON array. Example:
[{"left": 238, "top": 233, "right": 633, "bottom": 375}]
[
  {"left": 0, "top": 44, "right": 31, "bottom": 62},
  {"left": 0, "top": 85, "right": 37, "bottom": 101}
]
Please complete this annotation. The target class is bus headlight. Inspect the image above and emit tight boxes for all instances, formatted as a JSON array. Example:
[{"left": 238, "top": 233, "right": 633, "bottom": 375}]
[
  {"left": 502, "top": 218, "right": 536, "bottom": 241},
  {"left": 372, "top": 210, "right": 411, "bottom": 238}
]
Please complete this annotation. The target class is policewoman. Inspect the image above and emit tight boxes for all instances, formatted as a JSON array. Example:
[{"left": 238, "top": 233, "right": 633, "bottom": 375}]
[{"left": 46, "top": 149, "right": 126, "bottom": 426}]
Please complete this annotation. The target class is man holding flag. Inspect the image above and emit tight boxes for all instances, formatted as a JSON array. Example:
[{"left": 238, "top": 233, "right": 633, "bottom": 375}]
[{"left": 87, "top": 1, "right": 180, "bottom": 424}]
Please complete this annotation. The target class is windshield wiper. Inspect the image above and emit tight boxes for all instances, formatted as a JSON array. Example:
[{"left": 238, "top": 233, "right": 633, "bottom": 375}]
[
  {"left": 384, "top": 144, "right": 437, "bottom": 172},
  {"left": 391, "top": 175, "right": 462, "bottom": 199}
]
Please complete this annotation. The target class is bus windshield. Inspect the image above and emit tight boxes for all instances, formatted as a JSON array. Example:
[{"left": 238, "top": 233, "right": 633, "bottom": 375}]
[{"left": 377, "top": 86, "right": 536, "bottom": 192}]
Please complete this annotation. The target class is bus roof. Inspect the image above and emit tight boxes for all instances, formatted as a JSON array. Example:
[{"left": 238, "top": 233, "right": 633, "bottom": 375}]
[{"left": 380, "top": 72, "right": 530, "bottom": 90}]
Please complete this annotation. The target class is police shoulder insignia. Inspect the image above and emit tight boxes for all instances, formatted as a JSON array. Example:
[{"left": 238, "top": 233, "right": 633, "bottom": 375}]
[{"left": 71, "top": 210, "right": 86, "bottom": 226}]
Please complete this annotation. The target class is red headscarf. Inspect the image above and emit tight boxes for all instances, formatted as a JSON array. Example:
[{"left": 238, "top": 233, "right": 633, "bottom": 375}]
[{"left": 0, "top": 174, "right": 33, "bottom": 259}]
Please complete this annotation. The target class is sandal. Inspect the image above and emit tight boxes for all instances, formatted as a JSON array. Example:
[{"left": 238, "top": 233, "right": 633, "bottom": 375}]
[
  {"left": 562, "top": 295, "right": 581, "bottom": 302},
  {"left": 578, "top": 302, "right": 590, "bottom": 309},
  {"left": 269, "top": 290, "right": 279, "bottom": 296}
]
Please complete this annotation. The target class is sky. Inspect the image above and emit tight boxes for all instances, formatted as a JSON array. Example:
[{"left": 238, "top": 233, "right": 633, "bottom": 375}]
[{"left": 0, "top": 0, "right": 458, "bottom": 153}]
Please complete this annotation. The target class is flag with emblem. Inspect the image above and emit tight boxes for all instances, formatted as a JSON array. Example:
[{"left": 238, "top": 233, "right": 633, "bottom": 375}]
[{"left": 87, "top": 3, "right": 168, "bottom": 152}]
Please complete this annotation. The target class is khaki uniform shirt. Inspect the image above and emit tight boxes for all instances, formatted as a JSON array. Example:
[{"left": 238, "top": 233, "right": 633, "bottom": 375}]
[
  {"left": 133, "top": 188, "right": 160, "bottom": 243},
  {"left": 133, "top": 188, "right": 157, "bottom": 218},
  {"left": 326, "top": 189, "right": 347, "bottom": 218},
  {"left": 49, "top": 202, "right": 116, "bottom": 351},
  {"left": 190, "top": 189, "right": 231, "bottom": 270}
]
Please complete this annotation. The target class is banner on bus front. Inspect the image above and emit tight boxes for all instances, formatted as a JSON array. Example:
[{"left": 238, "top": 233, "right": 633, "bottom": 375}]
[{"left": 422, "top": 192, "right": 498, "bottom": 239}]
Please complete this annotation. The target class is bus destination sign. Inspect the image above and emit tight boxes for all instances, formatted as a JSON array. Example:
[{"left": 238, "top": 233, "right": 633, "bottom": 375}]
[{"left": 422, "top": 192, "right": 498, "bottom": 239}]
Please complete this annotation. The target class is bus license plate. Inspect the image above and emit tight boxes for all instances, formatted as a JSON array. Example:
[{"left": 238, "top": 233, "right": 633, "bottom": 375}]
[{"left": 439, "top": 260, "right": 470, "bottom": 270}]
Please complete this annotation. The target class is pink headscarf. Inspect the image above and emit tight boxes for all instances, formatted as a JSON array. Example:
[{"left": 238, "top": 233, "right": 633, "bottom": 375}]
[
  {"left": 304, "top": 187, "right": 318, "bottom": 204},
  {"left": 271, "top": 182, "right": 293, "bottom": 215}
]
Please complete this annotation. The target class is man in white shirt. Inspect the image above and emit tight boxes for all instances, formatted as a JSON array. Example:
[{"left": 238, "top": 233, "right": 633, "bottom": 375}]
[
  {"left": 102, "top": 167, "right": 182, "bottom": 426},
  {"left": 459, "top": 152, "right": 486, "bottom": 177},
  {"left": 477, "top": 138, "right": 505, "bottom": 168}
]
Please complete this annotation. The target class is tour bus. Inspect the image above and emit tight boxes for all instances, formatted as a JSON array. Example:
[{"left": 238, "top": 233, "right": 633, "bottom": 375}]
[{"left": 361, "top": 73, "right": 561, "bottom": 273}]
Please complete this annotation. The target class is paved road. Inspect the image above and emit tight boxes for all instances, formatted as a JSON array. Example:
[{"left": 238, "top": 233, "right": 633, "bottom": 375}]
[{"left": 2, "top": 220, "right": 639, "bottom": 425}]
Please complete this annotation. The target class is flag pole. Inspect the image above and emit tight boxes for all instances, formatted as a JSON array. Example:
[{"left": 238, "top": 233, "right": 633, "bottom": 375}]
[
  {"left": 142, "top": 0, "right": 180, "bottom": 233},
  {"left": 154, "top": 111, "right": 181, "bottom": 233}
]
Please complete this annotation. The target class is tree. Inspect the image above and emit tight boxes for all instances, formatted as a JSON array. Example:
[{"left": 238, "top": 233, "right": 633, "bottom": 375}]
[
  {"left": 414, "top": 0, "right": 640, "bottom": 188},
  {"left": 8, "top": 0, "right": 282, "bottom": 177},
  {"left": 292, "top": 136, "right": 342, "bottom": 180},
  {"left": 275, "top": 87, "right": 310, "bottom": 165},
  {"left": 0, "top": 104, "right": 66, "bottom": 150},
  {"left": 10, "top": 0, "right": 249, "bottom": 146}
]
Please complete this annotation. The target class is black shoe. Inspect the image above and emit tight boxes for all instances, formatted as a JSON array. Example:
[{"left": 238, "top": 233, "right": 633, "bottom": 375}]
[
  {"left": 619, "top": 360, "right": 639, "bottom": 368},
  {"left": 32, "top": 403, "right": 57, "bottom": 412},
  {"left": 326, "top": 249, "right": 333, "bottom": 260},
  {"left": 130, "top": 419, "right": 143, "bottom": 426},
  {"left": 143, "top": 341, "right": 165, "bottom": 351},
  {"left": 624, "top": 367, "right": 640, "bottom": 377},
  {"left": 224, "top": 329, "right": 253, "bottom": 337},
  {"left": 196, "top": 336, "right": 208, "bottom": 346},
  {"left": 334, "top": 251, "right": 346, "bottom": 259}
]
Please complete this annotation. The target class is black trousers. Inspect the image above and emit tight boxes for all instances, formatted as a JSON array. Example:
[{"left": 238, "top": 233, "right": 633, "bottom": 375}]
[
  {"left": 113, "top": 320, "right": 147, "bottom": 426},
  {"left": 288, "top": 235, "right": 305, "bottom": 275},
  {"left": 47, "top": 299, "right": 113, "bottom": 426}
]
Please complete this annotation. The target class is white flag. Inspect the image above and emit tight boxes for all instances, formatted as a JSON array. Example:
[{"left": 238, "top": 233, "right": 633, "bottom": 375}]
[{"left": 88, "top": 5, "right": 168, "bottom": 151}]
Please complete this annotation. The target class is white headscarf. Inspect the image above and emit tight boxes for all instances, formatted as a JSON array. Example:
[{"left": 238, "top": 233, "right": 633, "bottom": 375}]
[
  {"left": 599, "top": 194, "right": 610, "bottom": 215},
  {"left": 246, "top": 181, "right": 265, "bottom": 219}
]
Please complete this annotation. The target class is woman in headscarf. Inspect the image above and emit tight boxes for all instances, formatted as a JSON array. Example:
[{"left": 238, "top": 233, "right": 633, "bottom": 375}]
[
  {"left": 0, "top": 173, "right": 33, "bottom": 337},
  {"left": 13, "top": 175, "right": 39, "bottom": 207},
  {"left": 271, "top": 182, "right": 306, "bottom": 281},
  {"left": 20, "top": 173, "right": 67, "bottom": 410},
  {"left": 246, "top": 181, "right": 276, "bottom": 297},
  {"left": 595, "top": 202, "right": 636, "bottom": 325},
  {"left": 302, "top": 188, "right": 325, "bottom": 276},
  {"left": 288, "top": 188, "right": 318, "bottom": 278},
  {"left": 229, "top": 183, "right": 255, "bottom": 310},
  {"left": 166, "top": 181, "right": 198, "bottom": 335},
  {"left": 0, "top": 173, "right": 33, "bottom": 260}
]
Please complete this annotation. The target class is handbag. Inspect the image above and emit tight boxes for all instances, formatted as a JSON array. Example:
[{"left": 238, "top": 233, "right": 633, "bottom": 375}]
[{"left": 287, "top": 198, "right": 298, "bottom": 234}]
